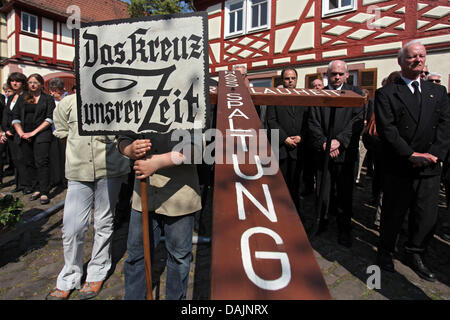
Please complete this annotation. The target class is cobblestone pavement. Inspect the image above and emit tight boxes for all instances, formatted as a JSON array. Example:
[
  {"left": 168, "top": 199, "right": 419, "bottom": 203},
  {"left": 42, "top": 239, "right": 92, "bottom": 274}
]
[{"left": 0, "top": 169, "right": 449, "bottom": 300}]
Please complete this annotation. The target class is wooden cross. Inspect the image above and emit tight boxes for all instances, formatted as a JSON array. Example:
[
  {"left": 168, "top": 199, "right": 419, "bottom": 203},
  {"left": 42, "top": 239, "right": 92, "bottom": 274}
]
[{"left": 209, "top": 70, "right": 364, "bottom": 299}]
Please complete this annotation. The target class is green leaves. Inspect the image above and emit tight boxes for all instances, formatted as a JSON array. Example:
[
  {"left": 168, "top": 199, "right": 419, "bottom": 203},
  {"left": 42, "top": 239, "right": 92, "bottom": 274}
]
[
  {"left": 0, "top": 194, "right": 24, "bottom": 228},
  {"left": 127, "top": 0, "right": 193, "bottom": 17}
]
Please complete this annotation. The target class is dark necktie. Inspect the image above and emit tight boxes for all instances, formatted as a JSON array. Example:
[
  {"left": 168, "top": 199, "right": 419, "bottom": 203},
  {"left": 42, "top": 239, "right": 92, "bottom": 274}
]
[{"left": 412, "top": 80, "right": 422, "bottom": 108}]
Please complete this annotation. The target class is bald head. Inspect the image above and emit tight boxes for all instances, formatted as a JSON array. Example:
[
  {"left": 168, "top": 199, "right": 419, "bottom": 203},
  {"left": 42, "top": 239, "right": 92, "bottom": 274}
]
[{"left": 327, "top": 60, "right": 349, "bottom": 89}]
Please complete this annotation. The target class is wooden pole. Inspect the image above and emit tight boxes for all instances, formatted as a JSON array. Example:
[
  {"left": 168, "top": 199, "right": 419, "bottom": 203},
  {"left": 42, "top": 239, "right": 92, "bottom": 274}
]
[{"left": 140, "top": 178, "right": 153, "bottom": 300}]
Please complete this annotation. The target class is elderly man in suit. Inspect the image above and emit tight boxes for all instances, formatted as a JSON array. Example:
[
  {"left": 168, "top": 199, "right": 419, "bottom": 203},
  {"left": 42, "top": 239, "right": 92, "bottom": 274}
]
[
  {"left": 308, "top": 60, "right": 364, "bottom": 247},
  {"left": 375, "top": 40, "right": 450, "bottom": 281},
  {"left": 267, "top": 67, "right": 309, "bottom": 219}
]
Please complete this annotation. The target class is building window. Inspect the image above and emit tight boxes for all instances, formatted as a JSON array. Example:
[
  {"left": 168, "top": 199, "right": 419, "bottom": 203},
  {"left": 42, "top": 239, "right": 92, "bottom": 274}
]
[
  {"left": 228, "top": 0, "right": 245, "bottom": 36},
  {"left": 248, "top": 0, "right": 269, "bottom": 31},
  {"left": 21, "top": 12, "right": 38, "bottom": 34},
  {"left": 225, "top": 0, "right": 270, "bottom": 38},
  {"left": 322, "top": 0, "right": 357, "bottom": 18}
]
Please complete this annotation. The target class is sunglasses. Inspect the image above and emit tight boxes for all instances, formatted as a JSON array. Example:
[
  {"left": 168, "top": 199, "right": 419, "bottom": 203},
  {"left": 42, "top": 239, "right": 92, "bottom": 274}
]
[
  {"left": 421, "top": 71, "right": 429, "bottom": 76},
  {"left": 428, "top": 79, "right": 441, "bottom": 83}
]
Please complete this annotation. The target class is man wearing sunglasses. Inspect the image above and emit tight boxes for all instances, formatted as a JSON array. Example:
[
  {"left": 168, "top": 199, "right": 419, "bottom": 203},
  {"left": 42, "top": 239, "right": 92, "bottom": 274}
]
[{"left": 427, "top": 72, "right": 441, "bottom": 84}]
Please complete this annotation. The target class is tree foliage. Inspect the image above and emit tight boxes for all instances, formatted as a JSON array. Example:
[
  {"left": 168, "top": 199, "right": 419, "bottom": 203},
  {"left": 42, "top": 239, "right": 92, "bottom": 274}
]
[{"left": 127, "top": 0, "right": 193, "bottom": 17}]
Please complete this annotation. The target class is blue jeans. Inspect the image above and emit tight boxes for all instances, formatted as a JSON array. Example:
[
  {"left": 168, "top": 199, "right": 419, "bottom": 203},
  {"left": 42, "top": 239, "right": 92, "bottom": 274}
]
[{"left": 124, "top": 209, "right": 195, "bottom": 300}]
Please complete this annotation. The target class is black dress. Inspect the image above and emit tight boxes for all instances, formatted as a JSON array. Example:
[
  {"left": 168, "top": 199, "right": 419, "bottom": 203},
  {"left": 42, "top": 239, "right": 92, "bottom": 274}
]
[{"left": 12, "top": 93, "right": 55, "bottom": 196}]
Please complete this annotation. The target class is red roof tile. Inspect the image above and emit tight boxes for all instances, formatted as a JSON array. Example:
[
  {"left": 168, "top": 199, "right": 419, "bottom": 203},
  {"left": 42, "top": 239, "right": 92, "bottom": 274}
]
[{"left": 9, "top": 0, "right": 130, "bottom": 22}]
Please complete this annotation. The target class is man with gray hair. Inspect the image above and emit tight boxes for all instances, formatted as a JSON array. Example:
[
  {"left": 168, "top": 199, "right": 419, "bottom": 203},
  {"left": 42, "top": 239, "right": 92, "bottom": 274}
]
[
  {"left": 375, "top": 40, "right": 450, "bottom": 281},
  {"left": 427, "top": 72, "right": 441, "bottom": 84},
  {"left": 49, "top": 78, "right": 67, "bottom": 104}
]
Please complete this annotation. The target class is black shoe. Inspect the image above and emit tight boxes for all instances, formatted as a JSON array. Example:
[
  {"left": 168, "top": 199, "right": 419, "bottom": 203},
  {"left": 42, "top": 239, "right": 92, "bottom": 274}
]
[
  {"left": 338, "top": 230, "right": 352, "bottom": 248},
  {"left": 317, "top": 219, "right": 329, "bottom": 234},
  {"left": 12, "top": 186, "right": 23, "bottom": 193},
  {"left": 23, "top": 189, "right": 32, "bottom": 195},
  {"left": 377, "top": 251, "right": 395, "bottom": 272},
  {"left": 4, "top": 168, "right": 14, "bottom": 177},
  {"left": 408, "top": 253, "right": 436, "bottom": 282},
  {"left": 441, "top": 227, "right": 450, "bottom": 241},
  {"left": 442, "top": 232, "right": 450, "bottom": 242}
]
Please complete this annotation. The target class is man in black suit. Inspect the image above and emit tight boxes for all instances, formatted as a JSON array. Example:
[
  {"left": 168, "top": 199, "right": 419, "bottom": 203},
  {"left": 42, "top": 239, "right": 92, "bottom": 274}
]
[
  {"left": 267, "top": 67, "right": 309, "bottom": 219},
  {"left": 375, "top": 40, "right": 450, "bottom": 281},
  {"left": 308, "top": 60, "right": 364, "bottom": 247}
]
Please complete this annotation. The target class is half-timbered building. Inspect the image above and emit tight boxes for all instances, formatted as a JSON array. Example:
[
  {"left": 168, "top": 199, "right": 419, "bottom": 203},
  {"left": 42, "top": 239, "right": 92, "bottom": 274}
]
[
  {"left": 193, "top": 0, "right": 450, "bottom": 95},
  {"left": 0, "top": 0, "right": 129, "bottom": 91}
]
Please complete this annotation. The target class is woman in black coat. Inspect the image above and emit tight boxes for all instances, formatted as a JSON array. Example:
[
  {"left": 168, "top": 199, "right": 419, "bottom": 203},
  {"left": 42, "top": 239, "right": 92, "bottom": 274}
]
[
  {"left": 1, "top": 72, "right": 29, "bottom": 192},
  {"left": 12, "top": 73, "right": 55, "bottom": 204}
]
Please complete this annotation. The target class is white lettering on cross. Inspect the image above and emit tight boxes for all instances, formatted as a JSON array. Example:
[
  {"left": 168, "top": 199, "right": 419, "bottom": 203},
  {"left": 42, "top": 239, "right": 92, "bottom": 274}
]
[
  {"left": 235, "top": 182, "right": 277, "bottom": 222},
  {"left": 229, "top": 108, "right": 249, "bottom": 119},
  {"left": 232, "top": 154, "right": 263, "bottom": 180},
  {"left": 241, "top": 227, "right": 291, "bottom": 291}
]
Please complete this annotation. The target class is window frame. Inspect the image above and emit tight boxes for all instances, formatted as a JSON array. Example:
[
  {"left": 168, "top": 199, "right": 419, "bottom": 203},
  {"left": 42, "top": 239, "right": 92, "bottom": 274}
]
[
  {"left": 246, "top": 0, "right": 270, "bottom": 33},
  {"left": 321, "top": 0, "right": 357, "bottom": 18},
  {"left": 225, "top": 0, "right": 246, "bottom": 38},
  {"left": 21, "top": 12, "right": 38, "bottom": 35},
  {"left": 224, "top": 0, "right": 271, "bottom": 39}
]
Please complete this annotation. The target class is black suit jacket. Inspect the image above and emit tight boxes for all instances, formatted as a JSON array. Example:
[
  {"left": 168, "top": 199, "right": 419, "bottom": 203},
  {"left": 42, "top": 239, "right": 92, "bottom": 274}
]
[
  {"left": 266, "top": 103, "right": 309, "bottom": 160},
  {"left": 2, "top": 93, "right": 19, "bottom": 133},
  {"left": 375, "top": 78, "right": 450, "bottom": 177},
  {"left": 308, "top": 83, "right": 364, "bottom": 164},
  {"left": 12, "top": 93, "right": 55, "bottom": 143}
]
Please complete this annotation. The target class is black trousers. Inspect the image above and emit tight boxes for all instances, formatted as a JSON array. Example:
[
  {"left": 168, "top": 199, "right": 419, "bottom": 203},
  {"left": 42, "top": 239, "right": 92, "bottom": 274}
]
[
  {"left": 379, "top": 173, "right": 440, "bottom": 253},
  {"left": 20, "top": 138, "right": 51, "bottom": 195},
  {"left": 316, "top": 160, "right": 356, "bottom": 232},
  {"left": 0, "top": 141, "right": 7, "bottom": 177},
  {"left": 7, "top": 136, "right": 27, "bottom": 188},
  {"left": 279, "top": 156, "right": 303, "bottom": 215}
]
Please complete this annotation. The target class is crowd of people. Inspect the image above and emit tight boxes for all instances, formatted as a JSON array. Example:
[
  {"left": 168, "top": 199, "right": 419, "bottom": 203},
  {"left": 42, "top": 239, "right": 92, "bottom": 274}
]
[
  {"left": 238, "top": 40, "right": 450, "bottom": 285},
  {"left": 0, "top": 39, "right": 449, "bottom": 300},
  {"left": 0, "top": 73, "right": 66, "bottom": 203}
]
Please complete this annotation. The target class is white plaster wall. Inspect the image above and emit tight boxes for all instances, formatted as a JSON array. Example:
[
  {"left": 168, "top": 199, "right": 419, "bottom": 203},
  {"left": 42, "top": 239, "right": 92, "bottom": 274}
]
[
  {"left": 56, "top": 43, "right": 74, "bottom": 61},
  {"left": 208, "top": 16, "right": 222, "bottom": 40},
  {"left": 7, "top": 10, "right": 14, "bottom": 36},
  {"left": 7, "top": 34, "right": 15, "bottom": 58},
  {"left": 274, "top": 26, "right": 294, "bottom": 54},
  {"left": 426, "top": 51, "right": 450, "bottom": 90},
  {"left": 18, "top": 64, "right": 57, "bottom": 77},
  {"left": 1, "top": 65, "right": 12, "bottom": 87},
  {"left": 1, "top": 14, "right": 8, "bottom": 61},
  {"left": 42, "top": 17, "right": 54, "bottom": 40},
  {"left": 42, "top": 40, "right": 53, "bottom": 58},
  {"left": 20, "top": 34, "right": 39, "bottom": 55},
  {"left": 210, "top": 42, "right": 221, "bottom": 64},
  {"left": 290, "top": 21, "right": 314, "bottom": 51},
  {"left": 276, "top": 0, "right": 309, "bottom": 25}
]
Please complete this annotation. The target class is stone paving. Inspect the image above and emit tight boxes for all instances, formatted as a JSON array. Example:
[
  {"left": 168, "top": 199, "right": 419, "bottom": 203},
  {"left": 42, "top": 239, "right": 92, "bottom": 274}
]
[{"left": 0, "top": 169, "right": 449, "bottom": 300}]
